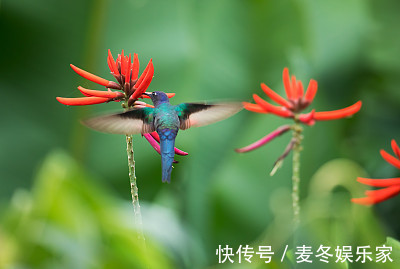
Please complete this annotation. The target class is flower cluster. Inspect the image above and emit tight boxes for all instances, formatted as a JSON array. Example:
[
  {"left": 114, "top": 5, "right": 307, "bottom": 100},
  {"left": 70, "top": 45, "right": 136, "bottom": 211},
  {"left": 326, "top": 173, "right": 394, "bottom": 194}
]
[
  {"left": 56, "top": 49, "right": 174, "bottom": 107},
  {"left": 237, "top": 68, "right": 362, "bottom": 160},
  {"left": 57, "top": 50, "right": 185, "bottom": 158},
  {"left": 352, "top": 140, "right": 400, "bottom": 205},
  {"left": 242, "top": 68, "right": 362, "bottom": 126}
]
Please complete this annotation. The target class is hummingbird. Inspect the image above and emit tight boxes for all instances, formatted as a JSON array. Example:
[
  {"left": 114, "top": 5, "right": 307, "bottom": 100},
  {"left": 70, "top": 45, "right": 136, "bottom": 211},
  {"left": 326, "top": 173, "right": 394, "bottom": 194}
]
[{"left": 83, "top": 91, "right": 242, "bottom": 183}]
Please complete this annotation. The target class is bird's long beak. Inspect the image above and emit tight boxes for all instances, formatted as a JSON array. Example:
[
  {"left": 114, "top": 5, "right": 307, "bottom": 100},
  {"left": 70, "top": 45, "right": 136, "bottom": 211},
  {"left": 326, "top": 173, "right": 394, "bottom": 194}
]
[{"left": 142, "top": 92, "right": 151, "bottom": 97}]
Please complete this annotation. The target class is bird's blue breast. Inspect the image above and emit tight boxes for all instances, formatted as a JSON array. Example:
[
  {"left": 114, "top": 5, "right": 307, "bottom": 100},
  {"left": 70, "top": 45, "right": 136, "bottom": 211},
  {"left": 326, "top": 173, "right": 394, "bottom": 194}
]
[{"left": 154, "top": 103, "right": 180, "bottom": 130}]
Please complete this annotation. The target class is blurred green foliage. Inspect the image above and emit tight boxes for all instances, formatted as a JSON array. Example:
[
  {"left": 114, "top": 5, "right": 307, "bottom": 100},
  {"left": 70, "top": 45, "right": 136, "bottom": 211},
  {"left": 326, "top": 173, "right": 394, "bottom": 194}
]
[
  {"left": 1, "top": 0, "right": 400, "bottom": 268},
  {"left": 1, "top": 151, "right": 173, "bottom": 269}
]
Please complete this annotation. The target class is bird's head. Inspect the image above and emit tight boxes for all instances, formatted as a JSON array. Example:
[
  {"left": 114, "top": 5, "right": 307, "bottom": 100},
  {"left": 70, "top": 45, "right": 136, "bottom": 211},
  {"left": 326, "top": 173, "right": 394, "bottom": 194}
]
[{"left": 144, "top": 91, "right": 170, "bottom": 106}]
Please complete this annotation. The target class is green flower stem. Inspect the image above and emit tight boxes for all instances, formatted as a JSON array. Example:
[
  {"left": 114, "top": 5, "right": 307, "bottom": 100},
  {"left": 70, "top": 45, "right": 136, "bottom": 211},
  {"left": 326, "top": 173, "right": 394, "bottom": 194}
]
[
  {"left": 123, "top": 102, "right": 145, "bottom": 243},
  {"left": 291, "top": 119, "right": 303, "bottom": 238},
  {"left": 126, "top": 135, "right": 145, "bottom": 242}
]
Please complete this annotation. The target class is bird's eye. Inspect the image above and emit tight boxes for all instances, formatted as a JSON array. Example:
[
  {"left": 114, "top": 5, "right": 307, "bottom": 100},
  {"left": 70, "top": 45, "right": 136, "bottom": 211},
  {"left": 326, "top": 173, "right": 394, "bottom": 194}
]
[{"left": 153, "top": 92, "right": 157, "bottom": 96}]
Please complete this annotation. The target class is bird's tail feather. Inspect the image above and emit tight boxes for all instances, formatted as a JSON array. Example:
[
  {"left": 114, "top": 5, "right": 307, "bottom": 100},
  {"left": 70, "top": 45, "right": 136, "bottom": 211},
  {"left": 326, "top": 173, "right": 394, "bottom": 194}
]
[{"left": 158, "top": 128, "right": 178, "bottom": 183}]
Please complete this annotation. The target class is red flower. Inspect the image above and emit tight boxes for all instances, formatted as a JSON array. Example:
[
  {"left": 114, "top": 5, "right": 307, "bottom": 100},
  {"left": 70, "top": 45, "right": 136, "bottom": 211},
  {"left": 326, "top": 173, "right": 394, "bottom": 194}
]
[
  {"left": 243, "top": 68, "right": 362, "bottom": 126},
  {"left": 236, "top": 68, "right": 362, "bottom": 154},
  {"left": 56, "top": 50, "right": 175, "bottom": 107},
  {"left": 235, "top": 125, "right": 291, "bottom": 153},
  {"left": 352, "top": 140, "right": 400, "bottom": 205},
  {"left": 57, "top": 50, "right": 185, "bottom": 156}
]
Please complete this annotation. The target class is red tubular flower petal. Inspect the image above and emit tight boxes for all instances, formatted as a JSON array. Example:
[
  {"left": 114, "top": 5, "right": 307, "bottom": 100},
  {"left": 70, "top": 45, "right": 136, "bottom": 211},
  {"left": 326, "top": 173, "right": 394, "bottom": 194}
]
[
  {"left": 391, "top": 139, "right": 400, "bottom": 159},
  {"left": 380, "top": 149, "right": 400, "bottom": 169},
  {"left": 143, "top": 133, "right": 161, "bottom": 154},
  {"left": 291, "top": 75, "right": 298, "bottom": 100},
  {"left": 367, "top": 185, "right": 400, "bottom": 201},
  {"left": 253, "top": 94, "right": 293, "bottom": 117},
  {"left": 352, "top": 185, "right": 400, "bottom": 205},
  {"left": 108, "top": 49, "right": 120, "bottom": 75},
  {"left": 79, "top": 90, "right": 92, "bottom": 97},
  {"left": 124, "top": 56, "right": 130, "bottom": 77},
  {"left": 299, "top": 109, "right": 315, "bottom": 126},
  {"left": 351, "top": 197, "right": 375, "bottom": 205},
  {"left": 77, "top": 86, "right": 123, "bottom": 98},
  {"left": 56, "top": 96, "right": 109, "bottom": 106},
  {"left": 107, "top": 56, "right": 113, "bottom": 73},
  {"left": 365, "top": 185, "right": 400, "bottom": 197},
  {"left": 260, "top": 83, "right": 292, "bottom": 108},
  {"left": 297, "top": 81, "right": 304, "bottom": 98},
  {"left": 174, "top": 147, "right": 189, "bottom": 156},
  {"left": 133, "top": 101, "right": 154, "bottom": 108},
  {"left": 282, "top": 68, "right": 294, "bottom": 100},
  {"left": 235, "top": 125, "right": 291, "bottom": 153},
  {"left": 135, "top": 59, "right": 152, "bottom": 88},
  {"left": 141, "top": 92, "right": 175, "bottom": 99},
  {"left": 130, "top": 59, "right": 154, "bottom": 100},
  {"left": 150, "top": 131, "right": 160, "bottom": 142},
  {"left": 304, "top": 79, "right": 318, "bottom": 103},
  {"left": 126, "top": 54, "right": 132, "bottom": 82},
  {"left": 117, "top": 54, "right": 121, "bottom": 66},
  {"left": 243, "top": 102, "right": 269, "bottom": 114},
  {"left": 132, "top": 53, "right": 139, "bottom": 81},
  {"left": 352, "top": 182, "right": 400, "bottom": 205},
  {"left": 120, "top": 50, "right": 126, "bottom": 76},
  {"left": 133, "top": 101, "right": 149, "bottom": 108},
  {"left": 70, "top": 64, "right": 110, "bottom": 87},
  {"left": 357, "top": 177, "right": 400, "bottom": 187},
  {"left": 313, "top": 101, "right": 362, "bottom": 121}
]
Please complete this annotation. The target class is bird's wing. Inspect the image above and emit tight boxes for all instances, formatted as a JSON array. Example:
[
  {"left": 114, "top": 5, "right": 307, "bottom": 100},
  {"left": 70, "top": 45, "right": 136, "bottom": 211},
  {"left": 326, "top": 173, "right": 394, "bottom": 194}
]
[
  {"left": 82, "top": 107, "right": 155, "bottom": 135},
  {"left": 175, "top": 103, "right": 242, "bottom": 130}
]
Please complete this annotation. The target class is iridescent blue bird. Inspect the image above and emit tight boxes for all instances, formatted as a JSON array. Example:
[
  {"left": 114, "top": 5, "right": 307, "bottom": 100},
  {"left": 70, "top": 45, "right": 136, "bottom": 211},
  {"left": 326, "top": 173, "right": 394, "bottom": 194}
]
[{"left": 84, "top": 91, "right": 242, "bottom": 183}]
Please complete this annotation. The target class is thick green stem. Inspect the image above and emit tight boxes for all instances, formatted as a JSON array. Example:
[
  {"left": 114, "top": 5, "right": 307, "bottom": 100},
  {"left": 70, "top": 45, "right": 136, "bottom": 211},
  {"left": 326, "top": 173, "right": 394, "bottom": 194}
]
[
  {"left": 123, "top": 102, "right": 145, "bottom": 243},
  {"left": 126, "top": 135, "right": 145, "bottom": 242},
  {"left": 291, "top": 120, "right": 303, "bottom": 233}
]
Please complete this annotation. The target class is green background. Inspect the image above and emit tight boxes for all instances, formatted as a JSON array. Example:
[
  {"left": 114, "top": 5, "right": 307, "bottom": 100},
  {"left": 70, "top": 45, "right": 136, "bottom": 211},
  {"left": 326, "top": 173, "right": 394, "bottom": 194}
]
[{"left": 1, "top": 0, "right": 400, "bottom": 268}]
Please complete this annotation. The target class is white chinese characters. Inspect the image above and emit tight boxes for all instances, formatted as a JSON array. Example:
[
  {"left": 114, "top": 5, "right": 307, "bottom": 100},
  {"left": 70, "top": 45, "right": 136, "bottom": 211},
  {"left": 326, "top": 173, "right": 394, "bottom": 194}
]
[{"left": 216, "top": 244, "right": 393, "bottom": 264}]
